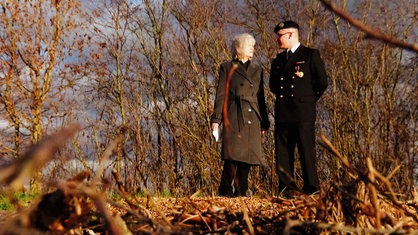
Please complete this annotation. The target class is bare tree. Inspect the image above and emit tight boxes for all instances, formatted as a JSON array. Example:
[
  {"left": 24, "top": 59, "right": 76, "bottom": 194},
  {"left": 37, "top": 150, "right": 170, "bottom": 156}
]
[
  {"left": 317, "top": 0, "right": 417, "bottom": 192},
  {"left": 0, "top": 0, "right": 89, "bottom": 192}
]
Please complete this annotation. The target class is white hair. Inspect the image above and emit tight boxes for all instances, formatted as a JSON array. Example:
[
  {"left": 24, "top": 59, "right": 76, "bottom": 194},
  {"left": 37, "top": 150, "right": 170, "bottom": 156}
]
[{"left": 231, "top": 33, "right": 255, "bottom": 59}]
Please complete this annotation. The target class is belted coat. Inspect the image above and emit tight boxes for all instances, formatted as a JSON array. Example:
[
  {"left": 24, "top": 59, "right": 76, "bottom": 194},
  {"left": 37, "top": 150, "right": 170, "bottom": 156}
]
[{"left": 211, "top": 60, "right": 270, "bottom": 165}]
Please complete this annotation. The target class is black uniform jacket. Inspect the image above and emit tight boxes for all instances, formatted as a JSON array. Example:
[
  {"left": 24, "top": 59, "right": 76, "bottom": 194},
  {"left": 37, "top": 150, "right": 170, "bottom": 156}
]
[
  {"left": 211, "top": 60, "right": 270, "bottom": 165},
  {"left": 269, "top": 45, "right": 328, "bottom": 123}
]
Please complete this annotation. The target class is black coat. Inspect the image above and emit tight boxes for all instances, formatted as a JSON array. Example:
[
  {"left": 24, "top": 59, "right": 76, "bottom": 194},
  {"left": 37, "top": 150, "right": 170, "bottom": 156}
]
[
  {"left": 211, "top": 60, "right": 270, "bottom": 165},
  {"left": 269, "top": 45, "right": 328, "bottom": 123}
]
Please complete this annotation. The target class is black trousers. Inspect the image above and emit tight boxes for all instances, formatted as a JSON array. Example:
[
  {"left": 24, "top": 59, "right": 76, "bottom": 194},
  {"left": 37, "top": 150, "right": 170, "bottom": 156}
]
[
  {"left": 218, "top": 160, "right": 251, "bottom": 197},
  {"left": 274, "top": 122, "right": 319, "bottom": 194}
]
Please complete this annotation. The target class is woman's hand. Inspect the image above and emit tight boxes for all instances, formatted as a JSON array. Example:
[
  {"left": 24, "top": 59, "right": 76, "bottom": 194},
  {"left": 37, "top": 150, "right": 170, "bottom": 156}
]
[
  {"left": 211, "top": 123, "right": 219, "bottom": 131},
  {"left": 211, "top": 123, "right": 220, "bottom": 141}
]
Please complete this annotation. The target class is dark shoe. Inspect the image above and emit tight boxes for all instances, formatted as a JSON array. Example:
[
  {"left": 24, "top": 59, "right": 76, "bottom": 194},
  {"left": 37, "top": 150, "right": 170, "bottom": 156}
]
[
  {"left": 219, "top": 185, "right": 234, "bottom": 197},
  {"left": 280, "top": 189, "right": 301, "bottom": 199},
  {"left": 303, "top": 186, "right": 319, "bottom": 195},
  {"left": 219, "top": 192, "right": 235, "bottom": 198}
]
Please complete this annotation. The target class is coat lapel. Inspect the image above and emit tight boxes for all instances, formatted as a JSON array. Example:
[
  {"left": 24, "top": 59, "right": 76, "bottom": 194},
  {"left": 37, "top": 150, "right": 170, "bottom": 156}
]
[
  {"left": 232, "top": 61, "right": 255, "bottom": 84},
  {"left": 246, "top": 63, "right": 258, "bottom": 83}
]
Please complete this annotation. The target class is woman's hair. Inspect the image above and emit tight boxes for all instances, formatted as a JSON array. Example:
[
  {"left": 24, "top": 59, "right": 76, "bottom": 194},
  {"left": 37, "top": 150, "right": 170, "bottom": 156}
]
[{"left": 231, "top": 33, "right": 255, "bottom": 60}]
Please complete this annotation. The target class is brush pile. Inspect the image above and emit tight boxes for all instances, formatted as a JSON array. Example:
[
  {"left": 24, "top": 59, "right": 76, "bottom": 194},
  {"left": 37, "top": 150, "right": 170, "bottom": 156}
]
[{"left": 0, "top": 126, "right": 417, "bottom": 234}]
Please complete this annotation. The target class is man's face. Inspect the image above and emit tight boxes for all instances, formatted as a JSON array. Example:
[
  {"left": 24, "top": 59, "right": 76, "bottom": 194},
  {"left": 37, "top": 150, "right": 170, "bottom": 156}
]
[{"left": 276, "top": 29, "right": 294, "bottom": 49}]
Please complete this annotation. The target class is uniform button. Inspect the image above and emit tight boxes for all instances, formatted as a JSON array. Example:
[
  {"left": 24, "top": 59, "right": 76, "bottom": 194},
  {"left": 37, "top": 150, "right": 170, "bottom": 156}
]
[
  {"left": 280, "top": 95, "right": 283, "bottom": 98},
  {"left": 291, "top": 94, "right": 294, "bottom": 97},
  {"left": 280, "top": 86, "right": 283, "bottom": 89},
  {"left": 280, "top": 77, "right": 284, "bottom": 80},
  {"left": 291, "top": 85, "right": 294, "bottom": 88},
  {"left": 247, "top": 120, "right": 252, "bottom": 124},
  {"left": 292, "top": 76, "right": 295, "bottom": 79},
  {"left": 248, "top": 108, "right": 252, "bottom": 112}
]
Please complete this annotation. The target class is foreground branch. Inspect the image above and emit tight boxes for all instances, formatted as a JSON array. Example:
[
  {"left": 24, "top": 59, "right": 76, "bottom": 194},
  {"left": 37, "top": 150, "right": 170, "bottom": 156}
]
[{"left": 320, "top": 0, "right": 418, "bottom": 52}]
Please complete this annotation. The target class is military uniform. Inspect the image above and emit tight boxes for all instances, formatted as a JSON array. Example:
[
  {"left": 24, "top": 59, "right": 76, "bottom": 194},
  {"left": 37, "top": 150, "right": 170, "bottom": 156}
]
[{"left": 270, "top": 38, "right": 328, "bottom": 194}]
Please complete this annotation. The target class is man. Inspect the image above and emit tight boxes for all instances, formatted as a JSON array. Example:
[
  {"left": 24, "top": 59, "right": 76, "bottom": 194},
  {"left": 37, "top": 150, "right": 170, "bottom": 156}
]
[{"left": 269, "top": 20, "right": 328, "bottom": 195}]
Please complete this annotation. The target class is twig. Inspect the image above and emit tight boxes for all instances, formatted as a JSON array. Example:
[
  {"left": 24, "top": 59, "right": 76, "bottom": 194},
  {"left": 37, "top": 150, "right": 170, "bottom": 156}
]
[
  {"left": 78, "top": 184, "right": 133, "bottom": 235},
  {"left": 367, "top": 157, "right": 381, "bottom": 228},
  {"left": 320, "top": 133, "right": 418, "bottom": 223},
  {"left": 242, "top": 204, "right": 255, "bottom": 235},
  {"left": 309, "top": 219, "right": 418, "bottom": 234},
  {"left": 93, "top": 134, "right": 123, "bottom": 183},
  {"left": 320, "top": 0, "right": 418, "bottom": 52},
  {"left": 222, "top": 63, "right": 238, "bottom": 130},
  {"left": 319, "top": 132, "right": 358, "bottom": 177},
  {"left": 284, "top": 210, "right": 418, "bottom": 234},
  {"left": 0, "top": 123, "right": 81, "bottom": 191}
]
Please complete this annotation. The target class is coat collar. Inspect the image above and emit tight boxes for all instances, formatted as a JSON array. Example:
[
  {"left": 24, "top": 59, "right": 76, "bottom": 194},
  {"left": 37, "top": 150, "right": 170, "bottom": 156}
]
[{"left": 231, "top": 60, "right": 257, "bottom": 84}]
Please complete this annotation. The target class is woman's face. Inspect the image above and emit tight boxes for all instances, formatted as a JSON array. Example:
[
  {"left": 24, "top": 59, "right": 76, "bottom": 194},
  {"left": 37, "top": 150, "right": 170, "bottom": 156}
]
[{"left": 238, "top": 40, "right": 255, "bottom": 61}]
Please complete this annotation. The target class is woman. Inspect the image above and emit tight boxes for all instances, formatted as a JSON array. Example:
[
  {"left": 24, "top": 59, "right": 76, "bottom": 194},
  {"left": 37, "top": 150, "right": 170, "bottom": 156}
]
[{"left": 211, "top": 33, "right": 270, "bottom": 197}]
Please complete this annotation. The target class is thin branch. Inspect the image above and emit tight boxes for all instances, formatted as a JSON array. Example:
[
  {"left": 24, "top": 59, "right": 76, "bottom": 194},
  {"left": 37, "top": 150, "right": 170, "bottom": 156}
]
[{"left": 320, "top": 0, "right": 418, "bottom": 52}]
